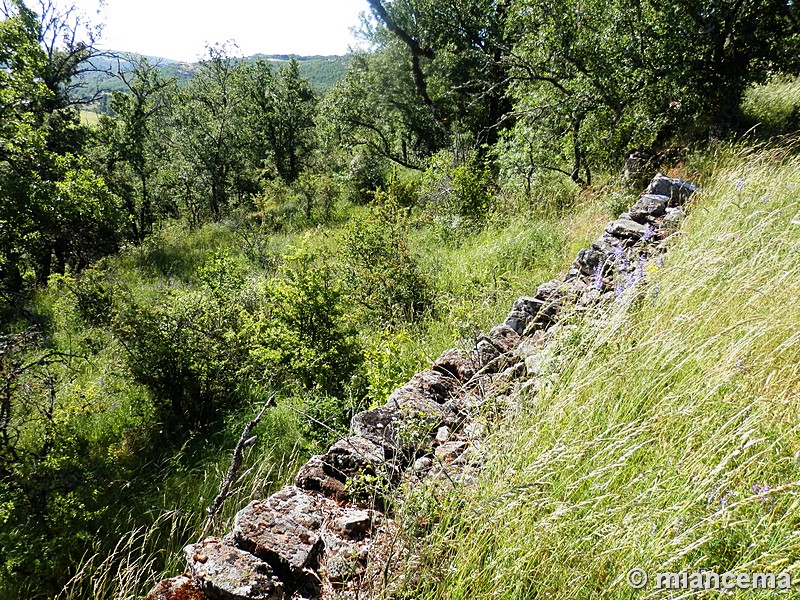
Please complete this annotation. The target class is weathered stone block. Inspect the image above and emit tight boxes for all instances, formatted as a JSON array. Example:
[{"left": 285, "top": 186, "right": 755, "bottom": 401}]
[
  {"left": 295, "top": 436, "right": 385, "bottom": 500},
  {"left": 645, "top": 174, "right": 697, "bottom": 205},
  {"left": 145, "top": 576, "right": 206, "bottom": 600},
  {"left": 605, "top": 218, "right": 649, "bottom": 240},
  {"left": 231, "top": 490, "right": 324, "bottom": 580},
  {"left": 294, "top": 455, "right": 348, "bottom": 500},
  {"left": 351, "top": 399, "right": 457, "bottom": 454},
  {"left": 331, "top": 509, "right": 373, "bottom": 540},
  {"left": 184, "top": 538, "right": 283, "bottom": 600},
  {"left": 387, "top": 369, "right": 458, "bottom": 407},
  {"left": 629, "top": 193, "right": 668, "bottom": 223},
  {"left": 432, "top": 348, "right": 477, "bottom": 382}
]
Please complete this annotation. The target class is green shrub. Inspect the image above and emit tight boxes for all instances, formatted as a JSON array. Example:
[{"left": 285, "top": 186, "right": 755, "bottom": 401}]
[
  {"left": 113, "top": 252, "right": 251, "bottom": 430},
  {"left": 341, "top": 199, "right": 434, "bottom": 325},
  {"left": 421, "top": 150, "right": 494, "bottom": 220},
  {"left": 292, "top": 171, "right": 341, "bottom": 222},
  {"left": 362, "top": 328, "right": 427, "bottom": 406},
  {"left": 67, "top": 266, "right": 116, "bottom": 326},
  {"left": 346, "top": 151, "right": 388, "bottom": 204},
  {"left": 247, "top": 250, "right": 364, "bottom": 399}
]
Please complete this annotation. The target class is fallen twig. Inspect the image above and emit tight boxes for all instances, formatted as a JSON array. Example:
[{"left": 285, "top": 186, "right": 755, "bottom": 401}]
[{"left": 198, "top": 395, "right": 275, "bottom": 541}]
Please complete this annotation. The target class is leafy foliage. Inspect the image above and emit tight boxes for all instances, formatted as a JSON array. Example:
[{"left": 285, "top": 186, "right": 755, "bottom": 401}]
[
  {"left": 248, "top": 250, "right": 363, "bottom": 398},
  {"left": 341, "top": 198, "right": 434, "bottom": 324}
]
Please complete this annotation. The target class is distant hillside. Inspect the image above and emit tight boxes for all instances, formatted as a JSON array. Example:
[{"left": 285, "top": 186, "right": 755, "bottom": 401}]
[{"left": 74, "top": 52, "right": 350, "bottom": 111}]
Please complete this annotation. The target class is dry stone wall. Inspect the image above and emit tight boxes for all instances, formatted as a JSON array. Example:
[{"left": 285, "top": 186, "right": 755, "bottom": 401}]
[{"left": 145, "top": 174, "right": 697, "bottom": 600}]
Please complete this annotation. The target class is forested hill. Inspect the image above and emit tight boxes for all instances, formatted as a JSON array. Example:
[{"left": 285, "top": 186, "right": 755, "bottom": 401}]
[{"left": 74, "top": 52, "right": 350, "bottom": 110}]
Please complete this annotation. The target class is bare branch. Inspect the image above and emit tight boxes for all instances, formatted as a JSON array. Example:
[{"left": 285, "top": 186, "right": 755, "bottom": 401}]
[{"left": 199, "top": 395, "right": 276, "bottom": 541}]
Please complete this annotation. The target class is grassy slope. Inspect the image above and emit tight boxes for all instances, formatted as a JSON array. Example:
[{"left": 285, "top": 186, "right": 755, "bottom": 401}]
[
  {"left": 35, "top": 187, "right": 606, "bottom": 598},
  {"left": 390, "top": 144, "right": 800, "bottom": 598}
]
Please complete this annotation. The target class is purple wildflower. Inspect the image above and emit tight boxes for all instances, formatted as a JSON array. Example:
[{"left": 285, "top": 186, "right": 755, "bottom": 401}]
[
  {"left": 593, "top": 263, "right": 604, "bottom": 290},
  {"left": 642, "top": 224, "right": 655, "bottom": 242},
  {"left": 636, "top": 254, "right": 646, "bottom": 278},
  {"left": 736, "top": 179, "right": 746, "bottom": 192}
]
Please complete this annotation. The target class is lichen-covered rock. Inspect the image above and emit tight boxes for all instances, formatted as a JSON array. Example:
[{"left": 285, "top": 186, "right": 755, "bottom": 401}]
[
  {"left": 326, "top": 436, "right": 385, "bottom": 475},
  {"left": 605, "top": 217, "right": 649, "bottom": 240},
  {"left": 145, "top": 576, "right": 206, "bottom": 600},
  {"left": 294, "top": 455, "right": 348, "bottom": 500},
  {"left": 432, "top": 348, "right": 477, "bottom": 382},
  {"left": 331, "top": 509, "right": 373, "bottom": 540},
  {"left": 320, "top": 532, "right": 369, "bottom": 585},
  {"left": 184, "top": 538, "right": 283, "bottom": 600},
  {"left": 295, "top": 436, "right": 385, "bottom": 501},
  {"left": 351, "top": 398, "right": 457, "bottom": 455},
  {"left": 629, "top": 193, "right": 669, "bottom": 223},
  {"left": 387, "top": 369, "right": 458, "bottom": 407},
  {"left": 477, "top": 324, "right": 522, "bottom": 366},
  {"left": 486, "top": 324, "right": 521, "bottom": 353},
  {"left": 230, "top": 489, "right": 325, "bottom": 581},
  {"left": 505, "top": 278, "right": 572, "bottom": 335},
  {"left": 573, "top": 246, "right": 611, "bottom": 277},
  {"left": 645, "top": 174, "right": 697, "bottom": 205},
  {"left": 663, "top": 206, "right": 684, "bottom": 226}
]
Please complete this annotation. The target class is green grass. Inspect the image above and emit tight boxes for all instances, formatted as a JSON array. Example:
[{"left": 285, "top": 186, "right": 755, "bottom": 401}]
[
  {"left": 79, "top": 110, "right": 101, "bottom": 127},
  {"left": 56, "top": 401, "right": 307, "bottom": 600},
  {"left": 741, "top": 76, "right": 800, "bottom": 136},
  {"left": 387, "top": 143, "right": 800, "bottom": 599},
  {"left": 11, "top": 175, "right": 602, "bottom": 599}
]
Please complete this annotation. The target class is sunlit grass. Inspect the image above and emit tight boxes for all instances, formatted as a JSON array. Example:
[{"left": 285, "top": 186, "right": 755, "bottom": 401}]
[
  {"left": 79, "top": 110, "right": 101, "bottom": 127},
  {"left": 389, "top": 143, "right": 800, "bottom": 599},
  {"left": 742, "top": 75, "right": 800, "bottom": 136}
]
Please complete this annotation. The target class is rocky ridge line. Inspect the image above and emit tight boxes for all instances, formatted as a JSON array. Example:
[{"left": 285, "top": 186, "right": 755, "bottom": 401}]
[{"left": 146, "top": 174, "right": 697, "bottom": 600}]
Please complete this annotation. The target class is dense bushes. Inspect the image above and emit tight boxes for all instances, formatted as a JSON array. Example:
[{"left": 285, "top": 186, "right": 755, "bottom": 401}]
[
  {"left": 341, "top": 198, "right": 434, "bottom": 324},
  {"left": 248, "top": 250, "right": 364, "bottom": 398}
]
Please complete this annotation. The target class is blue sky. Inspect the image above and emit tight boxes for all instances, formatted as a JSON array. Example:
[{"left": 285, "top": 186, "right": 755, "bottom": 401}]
[{"left": 59, "top": 0, "right": 369, "bottom": 61}]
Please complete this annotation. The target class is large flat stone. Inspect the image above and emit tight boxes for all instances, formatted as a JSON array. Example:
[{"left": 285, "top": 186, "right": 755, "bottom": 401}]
[
  {"left": 645, "top": 174, "right": 697, "bottom": 205},
  {"left": 387, "top": 369, "right": 458, "bottom": 407},
  {"left": 231, "top": 488, "right": 326, "bottom": 580},
  {"left": 184, "top": 538, "right": 283, "bottom": 600},
  {"left": 476, "top": 324, "right": 522, "bottom": 367},
  {"left": 629, "top": 193, "right": 668, "bottom": 223},
  {"left": 432, "top": 349, "right": 477, "bottom": 382},
  {"left": 294, "top": 455, "right": 348, "bottom": 500},
  {"left": 295, "top": 436, "right": 385, "bottom": 501},
  {"left": 605, "top": 218, "right": 649, "bottom": 240},
  {"left": 351, "top": 399, "right": 457, "bottom": 455}
]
